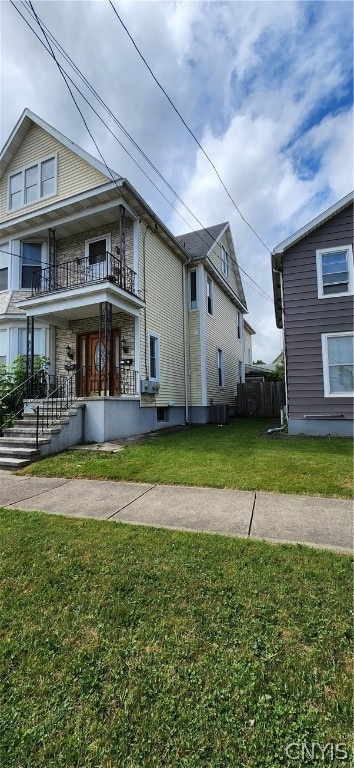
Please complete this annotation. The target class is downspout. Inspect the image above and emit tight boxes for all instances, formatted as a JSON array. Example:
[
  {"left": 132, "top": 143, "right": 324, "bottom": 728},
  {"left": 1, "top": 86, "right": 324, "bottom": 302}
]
[
  {"left": 182, "top": 263, "right": 189, "bottom": 424},
  {"left": 142, "top": 224, "right": 150, "bottom": 378}
]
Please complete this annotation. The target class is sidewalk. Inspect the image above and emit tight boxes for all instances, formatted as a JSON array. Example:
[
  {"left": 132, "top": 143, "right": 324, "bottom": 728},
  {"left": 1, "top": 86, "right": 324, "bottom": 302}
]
[{"left": 0, "top": 470, "right": 352, "bottom": 553}]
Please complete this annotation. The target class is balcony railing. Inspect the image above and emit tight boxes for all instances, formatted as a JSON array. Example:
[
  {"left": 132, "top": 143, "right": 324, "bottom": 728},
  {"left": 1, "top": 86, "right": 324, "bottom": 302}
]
[{"left": 31, "top": 252, "right": 137, "bottom": 297}]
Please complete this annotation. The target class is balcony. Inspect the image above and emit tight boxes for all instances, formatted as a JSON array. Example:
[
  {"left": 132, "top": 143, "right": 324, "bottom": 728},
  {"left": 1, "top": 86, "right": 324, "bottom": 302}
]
[{"left": 31, "top": 252, "right": 137, "bottom": 298}]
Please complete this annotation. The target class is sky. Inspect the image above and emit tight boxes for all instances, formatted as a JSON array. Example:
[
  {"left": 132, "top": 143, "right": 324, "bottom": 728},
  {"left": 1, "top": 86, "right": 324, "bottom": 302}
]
[{"left": 0, "top": 0, "right": 353, "bottom": 362}]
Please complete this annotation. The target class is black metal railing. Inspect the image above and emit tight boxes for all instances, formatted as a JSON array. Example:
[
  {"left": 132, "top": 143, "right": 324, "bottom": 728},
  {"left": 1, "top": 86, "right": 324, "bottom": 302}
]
[
  {"left": 0, "top": 369, "right": 48, "bottom": 434},
  {"left": 31, "top": 252, "right": 137, "bottom": 297},
  {"left": 77, "top": 367, "right": 138, "bottom": 397},
  {"left": 35, "top": 367, "right": 85, "bottom": 448}
]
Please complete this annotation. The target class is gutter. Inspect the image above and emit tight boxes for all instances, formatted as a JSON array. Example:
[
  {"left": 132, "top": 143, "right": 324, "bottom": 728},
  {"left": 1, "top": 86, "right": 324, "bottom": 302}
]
[{"left": 182, "top": 263, "right": 189, "bottom": 424}]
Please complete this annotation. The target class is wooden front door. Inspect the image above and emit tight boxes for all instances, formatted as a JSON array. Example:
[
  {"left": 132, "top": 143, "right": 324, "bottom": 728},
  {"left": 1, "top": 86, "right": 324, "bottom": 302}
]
[{"left": 77, "top": 331, "right": 120, "bottom": 396}]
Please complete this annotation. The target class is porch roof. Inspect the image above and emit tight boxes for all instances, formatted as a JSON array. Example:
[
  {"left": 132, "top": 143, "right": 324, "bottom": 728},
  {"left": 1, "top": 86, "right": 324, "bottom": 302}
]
[{"left": 16, "top": 282, "right": 143, "bottom": 327}]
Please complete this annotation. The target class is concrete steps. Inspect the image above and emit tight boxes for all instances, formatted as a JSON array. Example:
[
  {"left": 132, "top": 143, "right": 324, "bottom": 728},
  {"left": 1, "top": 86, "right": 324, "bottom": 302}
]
[{"left": 0, "top": 402, "right": 84, "bottom": 468}]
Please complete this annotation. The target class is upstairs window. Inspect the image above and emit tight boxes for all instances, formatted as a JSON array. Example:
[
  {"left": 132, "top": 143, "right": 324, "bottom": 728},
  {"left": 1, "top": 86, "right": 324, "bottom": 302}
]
[
  {"left": 221, "top": 245, "right": 230, "bottom": 279},
  {"left": 8, "top": 154, "right": 57, "bottom": 211},
  {"left": 189, "top": 270, "right": 197, "bottom": 309},
  {"left": 316, "top": 246, "right": 353, "bottom": 298},
  {"left": 22, "top": 243, "right": 42, "bottom": 289},
  {"left": 207, "top": 276, "right": 214, "bottom": 316},
  {"left": 236, "top": 311, "right": 243, "bottom": 340},
  {"left": 0, "top": 247, "right": 9, "bottom": 291}
]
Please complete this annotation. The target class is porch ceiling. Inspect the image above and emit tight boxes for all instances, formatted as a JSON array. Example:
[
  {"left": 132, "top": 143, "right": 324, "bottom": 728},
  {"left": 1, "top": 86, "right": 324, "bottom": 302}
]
[{"left": 16, "top": 283, "right": 143, "bottom": 326}]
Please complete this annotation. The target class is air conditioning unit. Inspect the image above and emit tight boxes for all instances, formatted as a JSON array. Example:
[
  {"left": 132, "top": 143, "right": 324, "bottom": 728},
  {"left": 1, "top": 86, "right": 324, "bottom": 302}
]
[
  {"left": 141, "top": 379, "right": 159, "bottom": 394},
  {"left": 211, "top": 404, "right": 229, "bottom": 424}
]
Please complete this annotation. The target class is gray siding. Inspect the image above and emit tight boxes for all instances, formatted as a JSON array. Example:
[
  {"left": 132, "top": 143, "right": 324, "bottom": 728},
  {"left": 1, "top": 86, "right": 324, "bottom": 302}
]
[{"left": 282, "top": 203, "right": 353, "bottom": 420}]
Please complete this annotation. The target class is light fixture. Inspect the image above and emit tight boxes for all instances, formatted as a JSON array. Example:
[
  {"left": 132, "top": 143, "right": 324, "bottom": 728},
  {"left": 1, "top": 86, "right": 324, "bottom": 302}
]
[
  {"left": 121, "top": 338, "right": 129, "bottom": 354},
  {"left": 65, "top": 345, "right": 75, "bottom": 360}
]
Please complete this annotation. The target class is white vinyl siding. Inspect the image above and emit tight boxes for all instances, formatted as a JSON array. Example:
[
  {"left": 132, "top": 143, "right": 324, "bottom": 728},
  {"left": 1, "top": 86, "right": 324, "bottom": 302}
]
[
  {"left": 204, "top": 270, "right": 243, "bottom": 403},
  {"left": 316, "top": 245, "right": 353, "bottom": 298},
  {"left": 0, "top": 123, "right": 109, "bottom": 222},
  {"left": 321, "top": 332, "right": 354, "bottom": 396},
  {"left": 0, "top": 329, "right": 7, "bottom": 365},
  {"left": 139, "top": 223, "right": 186, "bottom": 407}
]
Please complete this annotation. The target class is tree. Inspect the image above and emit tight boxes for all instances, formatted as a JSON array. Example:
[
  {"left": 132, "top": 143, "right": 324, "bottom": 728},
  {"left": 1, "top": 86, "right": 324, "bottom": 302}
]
[{"left": 253, "top": 359, "right": 266, "bottom": 365}]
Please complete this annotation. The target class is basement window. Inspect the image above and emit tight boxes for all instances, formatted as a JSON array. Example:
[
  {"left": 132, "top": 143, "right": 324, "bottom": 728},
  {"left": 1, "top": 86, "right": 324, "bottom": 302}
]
[{"left": 157, "top": 407, "right": 168, "bottom": 422}]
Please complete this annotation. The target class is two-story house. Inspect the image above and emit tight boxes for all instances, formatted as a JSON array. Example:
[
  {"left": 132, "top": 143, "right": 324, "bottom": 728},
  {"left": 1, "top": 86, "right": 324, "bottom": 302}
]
[
  {"left": 0, "top": 109, "right": 248, "bottom": 460},
  {"left": 272, "top": 192, "right": 353, "bottom": 436}
]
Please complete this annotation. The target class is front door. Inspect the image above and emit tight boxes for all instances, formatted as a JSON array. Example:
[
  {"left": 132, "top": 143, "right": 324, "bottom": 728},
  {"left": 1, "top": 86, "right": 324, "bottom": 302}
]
[{"left": 77, "top": 331, "right": 120, "bottom": 396}]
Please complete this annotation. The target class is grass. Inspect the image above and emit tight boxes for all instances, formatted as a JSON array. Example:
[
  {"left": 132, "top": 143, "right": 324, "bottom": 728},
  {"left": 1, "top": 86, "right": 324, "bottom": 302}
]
[
  {"left": 0, "top": 509, "right": 352, "bottom": 767},
  {"left": 20, "top": 419, "right": 353, "bottom": 498}
]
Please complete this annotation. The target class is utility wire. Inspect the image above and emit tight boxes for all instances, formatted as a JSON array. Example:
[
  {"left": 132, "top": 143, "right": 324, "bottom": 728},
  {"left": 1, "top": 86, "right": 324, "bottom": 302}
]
[
  {"left": 8, "top": 1, "right": 273, "bottom": 305},
  {"left": 109, "top": 0, "right": 272, "bottom": 254},
  {"left": 19, "top": 0, "right": 273, "bottom": 303}
]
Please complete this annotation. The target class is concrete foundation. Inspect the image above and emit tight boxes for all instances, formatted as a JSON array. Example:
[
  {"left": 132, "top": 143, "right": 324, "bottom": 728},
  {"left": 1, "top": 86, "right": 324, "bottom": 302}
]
[
  {"left": 288, "top": 418, "right": 353, "bottom": 437},
  {"left": 81, "top": 398, "right": 188, "bottom": 442}
]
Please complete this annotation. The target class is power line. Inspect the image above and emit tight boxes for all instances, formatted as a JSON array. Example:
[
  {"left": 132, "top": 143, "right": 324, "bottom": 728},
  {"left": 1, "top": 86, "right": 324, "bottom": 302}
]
[
  {"left": 18, "top": 0, "right": 273, "bottom": 303},
  {"left": 0, "top": 246, "right": 273, "bottom": 304},
  {"left": 8, "top": 1, "right": 273, "bottom": 305},
  {"left": 109, "top": 0, "right": 272, "bottom": 254}
]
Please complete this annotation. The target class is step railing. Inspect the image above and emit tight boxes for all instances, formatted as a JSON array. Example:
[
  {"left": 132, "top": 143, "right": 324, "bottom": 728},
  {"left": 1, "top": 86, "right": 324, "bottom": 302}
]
[
  {"left": 35, "top": 367, "right": 84, "bottom": 448},
  {"left": 0, "top": 369, "right": 48, "bottom": 434}
]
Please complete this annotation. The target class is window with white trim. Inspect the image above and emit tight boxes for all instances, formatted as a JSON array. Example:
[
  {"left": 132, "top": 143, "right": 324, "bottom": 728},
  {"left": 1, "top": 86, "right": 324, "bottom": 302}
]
[
  {"left": 221, "top": 245, "right": 230, "bottom": 279},
  {"left": 149, "top": 333, "right": 160, "bottom": 381},
  {"left": 316, "top": 246, "right": 353, "bottom": 298},
  {"left": 0, "top": 246, "right": 9, "bottom": 291},
  {"left": 8, "top": 154, "right": 57, "bottom": 211},
  {"left": 236, "top": 311, "right": 243, "bottom": 340},
  {"left": 189, "top": 270, "right": 197, "bottom": 309},
  {"left": 21, "top": 243, "right": 42, "bottom": 289},
  {"left": 207, "top": 276, "right": 214, "bottom": 316},
  {"left": 217, "top": 348, "right": 224, "bottom": 388},
  {"left": 19, "top": 328, "right": 43, "bottom": 362},
  {"left": 0, "top": 329, "right": 7, "bottom": 366},
  {"left": 321, "top": 333, "right": 354, "bottom": 396}
]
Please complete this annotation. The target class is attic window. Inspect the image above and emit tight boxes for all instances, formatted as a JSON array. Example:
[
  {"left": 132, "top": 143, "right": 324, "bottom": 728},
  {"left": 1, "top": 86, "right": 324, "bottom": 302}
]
[
  {"left": 8, "top": 154, "right": 57, "bottom": 211},
  {"left": 221, "top": 245, "right": 230, "bottom": 279}
]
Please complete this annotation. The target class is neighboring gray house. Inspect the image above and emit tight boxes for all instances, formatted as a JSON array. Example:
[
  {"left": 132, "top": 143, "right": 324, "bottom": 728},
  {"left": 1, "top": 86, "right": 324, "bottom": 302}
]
[{"left": 272, "top": 191, "right": 353, "bottom": 436}]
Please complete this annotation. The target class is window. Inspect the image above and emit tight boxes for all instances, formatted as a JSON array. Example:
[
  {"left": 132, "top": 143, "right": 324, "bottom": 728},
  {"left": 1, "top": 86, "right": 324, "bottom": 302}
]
[
  {"left": 239, "top": 360, "right": 243, "bottom": 382},
  {"left": 236, "top": 311, "right": 243, "bottom": 340},
  {"left": 221, "top": 245, "right": 230, "bottom": 279},
  {"left": 207, "top": 276, "right": 214, "bottom": 315},
  {"left": 0, "top": 329, "right": 7, "bottom": 366},
  {"left": 19, "top": 328, "right": 43, "bottom": 362},
  {"left": 149, "top": 333, "right": 160, "bottom": 381},
  {"left": 22, "top": 243, "right": 42, "bottom": 289},
  {"left": 316, "top": 246, "right": 353, "bottom": 298},
  {"left": 85, "top": 235, "right": 110, "bottom": 279},
  {"left": 217, "top": 348, "right": 224, "bottom": 388},
  {"left": 189, "top": 270, "right": 197, "bottom": 309},
  {"left": 0, "top": 247, "right": 9, "bottom": 291},
  {"left": 157, "top": 407, "right": 168, "bottom": 422},
  {"left": 321, "top": 333, "right": 354, "bottom": 396},
  {"left": 8, "top": 154, "right": 57, "bottom": 211}
]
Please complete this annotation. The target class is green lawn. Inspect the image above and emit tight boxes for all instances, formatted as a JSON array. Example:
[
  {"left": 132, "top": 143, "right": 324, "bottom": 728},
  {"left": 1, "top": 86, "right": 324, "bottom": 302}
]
[
  {"left": 0, "top": 509, "right": 352, "bottom": 767},
  {"left": 21, "top": 419, "right": 353, "bottom": 498}
]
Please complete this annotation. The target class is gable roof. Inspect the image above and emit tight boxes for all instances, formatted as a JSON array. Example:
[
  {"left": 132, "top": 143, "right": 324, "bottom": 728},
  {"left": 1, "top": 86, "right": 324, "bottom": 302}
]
[
  {"left": 271, "top": 190, "right": 354, "bottom": 329},
  {"left": 175, "top": 222, "right": 228, "bottom": 259},
  {"left": 0, "top": 108, "right": 121, "bottom": 182},
  {"left": 273, "top": 191, "right": 354, "bottom": 256}
]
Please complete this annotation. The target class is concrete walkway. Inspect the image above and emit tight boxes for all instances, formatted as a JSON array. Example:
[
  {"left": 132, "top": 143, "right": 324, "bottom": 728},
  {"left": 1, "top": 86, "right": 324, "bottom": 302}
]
[{"left": 0, "top": 470, "right": 352, "bottom": 553}]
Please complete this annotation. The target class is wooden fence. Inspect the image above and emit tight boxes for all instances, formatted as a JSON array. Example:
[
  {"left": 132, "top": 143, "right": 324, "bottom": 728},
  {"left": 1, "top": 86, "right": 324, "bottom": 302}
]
[{"left": 235, "top": 381, "right": 286, "bottom": 418}]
